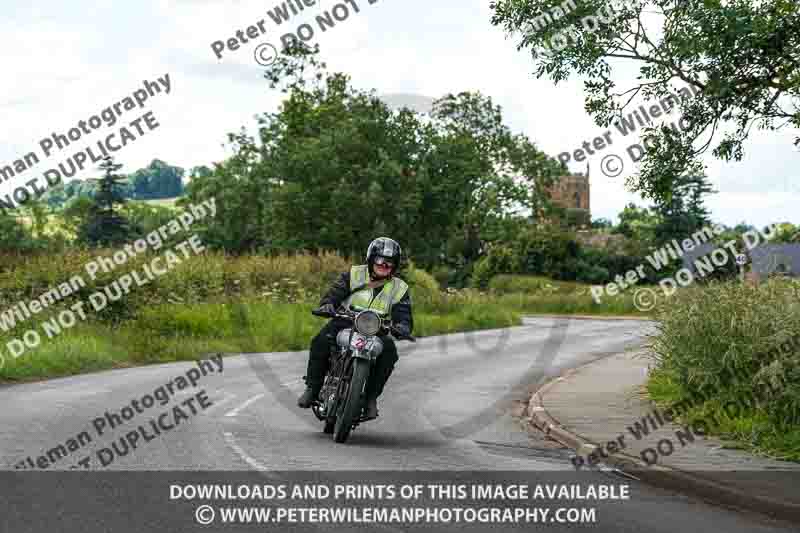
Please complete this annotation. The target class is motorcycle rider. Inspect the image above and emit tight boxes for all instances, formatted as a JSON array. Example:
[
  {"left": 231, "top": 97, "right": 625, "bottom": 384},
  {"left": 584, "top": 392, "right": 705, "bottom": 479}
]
[{"left": 297, "top": 237, "right": 413, "bottom": 420}]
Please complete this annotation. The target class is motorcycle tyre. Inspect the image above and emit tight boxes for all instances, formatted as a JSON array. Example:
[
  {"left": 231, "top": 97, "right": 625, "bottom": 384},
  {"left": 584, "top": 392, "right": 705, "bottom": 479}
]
[{"left": 333, "top": 358, "right": 370, "bottom": 443}]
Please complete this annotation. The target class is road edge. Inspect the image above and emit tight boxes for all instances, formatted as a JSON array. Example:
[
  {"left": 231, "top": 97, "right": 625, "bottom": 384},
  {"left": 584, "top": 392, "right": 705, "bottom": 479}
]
[{"left": 525, "top": 354, "right": 800, "bottom": 524}]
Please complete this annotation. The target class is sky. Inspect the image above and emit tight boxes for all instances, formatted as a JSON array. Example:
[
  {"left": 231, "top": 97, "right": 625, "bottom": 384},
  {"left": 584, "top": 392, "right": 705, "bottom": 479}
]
[{"left": 1, "top": 0, "right": 797, "bottom": 229}]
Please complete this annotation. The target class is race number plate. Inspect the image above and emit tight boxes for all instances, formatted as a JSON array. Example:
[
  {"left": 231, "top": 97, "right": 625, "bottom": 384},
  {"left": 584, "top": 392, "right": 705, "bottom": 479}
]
[{"left": 350, "top": 333, "right": 368, "bottom": 350}]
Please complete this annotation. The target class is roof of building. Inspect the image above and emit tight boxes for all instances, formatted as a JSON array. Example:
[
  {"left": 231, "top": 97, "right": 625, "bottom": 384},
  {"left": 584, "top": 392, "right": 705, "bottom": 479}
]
[
  {"left": 682, "top": 242, "right": 800, "bottom": 276},
  {"left": 749, "top": 244, "right": 800, "bottom": 275}
]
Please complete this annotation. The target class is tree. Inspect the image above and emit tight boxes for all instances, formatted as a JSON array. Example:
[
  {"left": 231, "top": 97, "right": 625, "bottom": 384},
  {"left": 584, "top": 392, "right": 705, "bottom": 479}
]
[
  {"left": 26, "top": 200, "right": 50, "bottom": 240},
  {"left": 41, "top": 160, "right": 183, "bottom": 207},
  {"left": 187, "top": 42, "right": 562, "bottom": 271},
  {"left": 61, "top": 196, "right": 94, "bottom": 236},
  {"left": 490, "top": 0, "right": 800, "bottom": 202},
  {"left": 769, "top": 222, "right": 800, "bottom": 243},
  {"left": 652, "top": 172, "right": 714, "bottom": 247},
  {"left": 78, "top": 157, "right": 134, "bottom": 246},
  {"left": 121, "top": 201, "right": 177, "bottom": 237},
  {"left": 128, "top": 159, "right": 184, "bottom": 199},
  {"left": 42, "top": 179, "right": 97, "bottom": 207},
  {"left": 430, "top": 91, "right": 563, "bottom": 263},
  {"left": 614, "top": 203, "right": 660, "bottom": 244},
  {"left": 0, "top": 210, "right": 38, "bottom": 253},
  {"left": 591, "top": 217, "right": 614, "bottom": 230},
  {"left": 189, "top": 165, "right": 213, "bottom": 181}
]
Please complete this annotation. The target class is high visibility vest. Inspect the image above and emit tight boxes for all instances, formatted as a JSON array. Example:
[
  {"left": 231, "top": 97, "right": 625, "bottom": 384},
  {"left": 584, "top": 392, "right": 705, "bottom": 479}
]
[{"left": 343, "top": 265, "right": 409, "bottom": 316}]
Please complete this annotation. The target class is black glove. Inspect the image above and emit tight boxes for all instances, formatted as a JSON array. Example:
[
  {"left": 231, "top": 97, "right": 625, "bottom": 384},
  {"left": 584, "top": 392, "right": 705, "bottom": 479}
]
[
  {"left": 394, "top": 323, "right": 411, "bottom": 338},
  {"left": 318, "top": 303, "right": 336, "bottom": 315}
]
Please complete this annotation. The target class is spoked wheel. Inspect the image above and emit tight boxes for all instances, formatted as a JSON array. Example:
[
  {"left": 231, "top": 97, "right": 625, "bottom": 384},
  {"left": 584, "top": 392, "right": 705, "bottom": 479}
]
[{"left": 333, "top": 359, "right": 370, "bottom": 443}]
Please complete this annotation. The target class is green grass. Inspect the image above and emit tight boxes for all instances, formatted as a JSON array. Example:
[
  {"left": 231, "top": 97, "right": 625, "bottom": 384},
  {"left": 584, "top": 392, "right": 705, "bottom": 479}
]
[
  {"left": 489, "top": 274, "right": 590, "bottom": 294},
  {"left": 1, "top": 324, "right": 126, "bottom": 380},
  {"left": 488, "top": 275, "right": 646, "bottom": 316},
  {"left": 645, "top": 277, "right": 800, "bottom": 462},
  {"left": 13, "top": 213, "right": 71, "bottom": 238},
  {"left": 0, "top": 298, "right": 525, "bottom": 383},
  {"left": 0, "top": 265, "right": 643, "bottom": 384},
  {"left": 647, "top": 366, "right": 800, "bottom": 461},
  {"left": 501, "top": 292, "right": 643, "bottom": 316},
  {"left": 142, "top": 197, "right": 180, "bottom": 208}
]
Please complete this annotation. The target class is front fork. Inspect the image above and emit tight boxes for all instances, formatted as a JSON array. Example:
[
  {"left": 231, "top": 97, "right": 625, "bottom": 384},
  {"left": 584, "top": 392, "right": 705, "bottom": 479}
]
[{"left": 317, "top": 348, "right": 375, "bottom": 420}]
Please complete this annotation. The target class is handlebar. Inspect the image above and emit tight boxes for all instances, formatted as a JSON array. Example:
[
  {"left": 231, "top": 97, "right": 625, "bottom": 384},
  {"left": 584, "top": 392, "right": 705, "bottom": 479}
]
[
  {"left": 311, "top": 308, "right": 416, "bottom": 342},
  {"left": 311, "top": 309, "right": 352, "bottom": 320}
]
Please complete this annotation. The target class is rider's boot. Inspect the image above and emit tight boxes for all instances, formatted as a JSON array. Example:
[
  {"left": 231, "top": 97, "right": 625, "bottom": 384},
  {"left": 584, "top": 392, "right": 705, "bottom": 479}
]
[{"left": 297, "top": 384, "right": 321, "bottom": 408}]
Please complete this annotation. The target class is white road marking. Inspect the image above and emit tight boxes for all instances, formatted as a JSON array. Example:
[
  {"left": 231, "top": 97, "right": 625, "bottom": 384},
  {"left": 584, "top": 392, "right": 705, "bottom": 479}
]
[
  {"left": 225, "top": 393, "right": 265, "bottom": 417},
  {"left": 204, "top": 392, "right": 237, "bottom": 414},
  {"left": 221, "top": 432, "right": 406, "bottom": 533},
  {"left": 223, "top": 431, "right": 269, "bottom": 471}
]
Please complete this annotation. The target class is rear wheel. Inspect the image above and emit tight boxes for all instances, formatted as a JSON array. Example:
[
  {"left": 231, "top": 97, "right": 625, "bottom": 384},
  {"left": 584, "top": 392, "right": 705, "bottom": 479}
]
[{"left": 333, "top": 359, "right": 370, "bottom": 443}]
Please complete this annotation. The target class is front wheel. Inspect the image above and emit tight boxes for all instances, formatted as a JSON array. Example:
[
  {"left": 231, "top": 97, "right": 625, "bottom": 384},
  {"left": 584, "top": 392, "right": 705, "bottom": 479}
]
[{"left": 333, "top": 358, "right": 370, "bottom": 443}]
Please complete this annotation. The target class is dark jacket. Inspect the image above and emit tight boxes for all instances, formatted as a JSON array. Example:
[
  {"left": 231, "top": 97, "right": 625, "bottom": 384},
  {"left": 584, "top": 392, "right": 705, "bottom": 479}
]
[{"left": 319, "top": 270, "right": 413, "bottom": 333}]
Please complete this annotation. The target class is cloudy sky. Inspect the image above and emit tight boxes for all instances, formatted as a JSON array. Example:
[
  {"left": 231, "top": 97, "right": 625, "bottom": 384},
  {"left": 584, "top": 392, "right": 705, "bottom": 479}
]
[{"left": 1, "top": 0, "right": 797, "bottom": 228}]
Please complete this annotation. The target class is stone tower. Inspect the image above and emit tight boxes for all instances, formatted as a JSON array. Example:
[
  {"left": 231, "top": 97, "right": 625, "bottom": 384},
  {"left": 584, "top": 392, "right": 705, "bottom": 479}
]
[{"left": 547, "top": 163, "right": 590, "bottom": 213}]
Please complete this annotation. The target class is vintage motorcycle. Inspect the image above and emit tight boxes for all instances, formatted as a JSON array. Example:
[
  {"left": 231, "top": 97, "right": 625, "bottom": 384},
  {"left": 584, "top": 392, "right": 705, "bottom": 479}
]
[{"left": 309, "top": 305, "right": 415, "bottom": 443}]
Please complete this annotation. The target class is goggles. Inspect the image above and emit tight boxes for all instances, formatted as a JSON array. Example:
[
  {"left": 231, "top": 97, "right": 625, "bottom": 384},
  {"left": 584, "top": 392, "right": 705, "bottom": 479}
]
[{"left": 374, "top": 256, "right": 395, "bottom": 267}]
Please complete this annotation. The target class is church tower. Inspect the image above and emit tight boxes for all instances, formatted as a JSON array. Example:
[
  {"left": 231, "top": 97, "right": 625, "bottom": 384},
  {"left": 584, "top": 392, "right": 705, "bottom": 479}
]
[{"left": 546, "top": 163, "right": 591, "bottom": 221}]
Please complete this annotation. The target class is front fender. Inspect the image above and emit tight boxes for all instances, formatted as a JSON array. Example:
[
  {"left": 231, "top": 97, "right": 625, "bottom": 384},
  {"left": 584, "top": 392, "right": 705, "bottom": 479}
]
[{"left": 351, "top": 350, "right": 371, "bottom": 361}]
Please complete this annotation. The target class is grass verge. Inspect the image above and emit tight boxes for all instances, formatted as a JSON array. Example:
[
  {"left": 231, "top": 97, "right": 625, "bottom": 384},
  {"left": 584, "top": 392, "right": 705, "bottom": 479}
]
[
  {"left": 645, "top": 278, "right": 800, "bottom": 462},
  {"left": 0, "top": 298, "right": 523, "bottom": 383},
  {"left": 0, "top": 267, "right": 643, "bottom": 383},
  {"left": 488, "top": 275, "right": 646, "bottom": 316}
]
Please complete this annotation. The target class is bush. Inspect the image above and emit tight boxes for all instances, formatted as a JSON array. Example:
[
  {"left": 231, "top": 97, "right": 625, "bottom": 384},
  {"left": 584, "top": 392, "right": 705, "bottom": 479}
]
[
  {"left": 518, "top": 229, "right": 578, "bottom": 277},
  {"left": 0, "top": 212, "right": 42, "bottom": 254},
  {"left": 565, "top": 208, "right": 591, "bottom": 228},
  {"left": 470, "top": 244, "right": 520, "bottom": 288},
  {"left": 579, "top": 247, "right": 646, "bottom": 283},
  {"left": 0, "top": 249, "right": 351, "bottom": 328},
  {"left": 122, "top": 201, "right": 178, "bottom": 237},
  {"left": 470, "top": 226, "right": 645, "bottom": 286},
  {"left": 650, "top": 278, "right": 800, "bottom": 431},
  {"left": 430, "top": 265, "right": 455, "bottom": 288},
  {"left": 403, "top": 262, "right": 440, "bottom": 298},
  {"left": 573, "top": 259, "right": 609, "bottom": 284}
]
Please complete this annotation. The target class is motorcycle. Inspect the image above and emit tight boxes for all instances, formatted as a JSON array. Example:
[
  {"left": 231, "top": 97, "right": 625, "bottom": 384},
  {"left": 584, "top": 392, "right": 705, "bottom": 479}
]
[{"left": 309, "top": 305, "right": 416, "bottom": 443}]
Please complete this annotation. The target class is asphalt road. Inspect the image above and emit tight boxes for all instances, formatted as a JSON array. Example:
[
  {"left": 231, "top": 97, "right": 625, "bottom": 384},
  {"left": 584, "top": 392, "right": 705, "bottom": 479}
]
[{"left": 0, "top": 317, "right": 795, "bottom": 532}]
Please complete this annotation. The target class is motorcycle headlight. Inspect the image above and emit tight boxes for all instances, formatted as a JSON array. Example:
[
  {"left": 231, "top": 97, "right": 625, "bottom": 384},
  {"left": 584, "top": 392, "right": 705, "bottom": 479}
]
[{"left": 354, "top": 310, "right": 381, "bottom": 336}]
